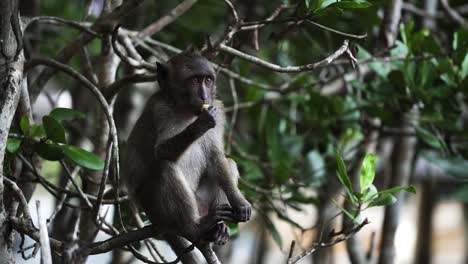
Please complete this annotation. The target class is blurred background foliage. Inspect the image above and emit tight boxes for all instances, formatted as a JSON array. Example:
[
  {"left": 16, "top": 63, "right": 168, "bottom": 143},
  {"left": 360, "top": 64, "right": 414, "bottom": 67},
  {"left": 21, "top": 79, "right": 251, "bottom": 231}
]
[{"left": 14, "top": 0, "right": 468, "bottom": 263}]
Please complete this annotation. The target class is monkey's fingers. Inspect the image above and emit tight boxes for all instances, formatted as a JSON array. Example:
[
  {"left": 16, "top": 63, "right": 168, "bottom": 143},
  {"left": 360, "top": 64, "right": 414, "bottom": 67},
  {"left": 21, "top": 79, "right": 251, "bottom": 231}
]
[
  {"left": 215, "top": 203, "right": 233, "bottom": 211},
  {"left": 215, "top": 223, "right": 230, "bottom": 245},
  {"left": 235, "top": 204, "right": 252, "bottom": 222},
  {"left": 215, "top": 214, "right": 237, "bottom": 223}
]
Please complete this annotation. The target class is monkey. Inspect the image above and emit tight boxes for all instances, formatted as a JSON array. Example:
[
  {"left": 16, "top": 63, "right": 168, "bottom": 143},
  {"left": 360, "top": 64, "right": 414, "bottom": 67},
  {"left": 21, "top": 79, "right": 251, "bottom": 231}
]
[{"left": 121, "top": 50, "right": 251, "bottom": 248}]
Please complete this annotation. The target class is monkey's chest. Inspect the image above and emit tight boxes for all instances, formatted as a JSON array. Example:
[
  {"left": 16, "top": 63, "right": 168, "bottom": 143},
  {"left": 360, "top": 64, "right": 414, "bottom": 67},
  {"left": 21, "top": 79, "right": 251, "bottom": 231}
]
[{"left": 177, "top": 140, "right": 208, "bottom": 188}]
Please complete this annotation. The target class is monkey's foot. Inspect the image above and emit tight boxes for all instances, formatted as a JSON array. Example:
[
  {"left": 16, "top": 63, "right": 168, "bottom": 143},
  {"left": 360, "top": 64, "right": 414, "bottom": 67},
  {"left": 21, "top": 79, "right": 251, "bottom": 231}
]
[{"left": 208, "top": 222, "right": 230, "bottom": 245}]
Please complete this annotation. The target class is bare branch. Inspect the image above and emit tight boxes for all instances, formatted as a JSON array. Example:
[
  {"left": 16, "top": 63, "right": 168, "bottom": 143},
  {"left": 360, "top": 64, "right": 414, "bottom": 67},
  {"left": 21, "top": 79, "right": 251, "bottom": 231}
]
[
  {"left": 223, "top": 0, "right": 239, "bottom": 25},
  {"left": 138, "top": 0, "right": 198, "bottom": 39},
  {"left": 93, "top": 141, "right": 113, "bottom": 222},
  {"left": 24, "top": 16, "right": 99, "bottom": 37},
  {"left": 36, "top": 201, "right": 52, "bottom": 264},
  {"left": 218, "top": 40, "right": 350, "bottom": 73},
  {"left": 112, "top": 25, "right": 157, "bottom": 71},
  {"left": 25, "top": 58, "right": 121, "bottom": 216},
  {"left": 104, "top": 73, "right": 157, "bottom": 99},
  {"left": 60, "top": 161, "right": 93, "bottom": 208},
  {"left": 288, "top": 219, "right": 370, "bottom": 264},
  {"left": 3, "top": 178, "right": 32, "bottom": 221},
  {"left": 440, "top": 0, "right": 468, "bottom": 29},
  {"left": 306, "top": 20, "right": 367, "bottom": 39}
]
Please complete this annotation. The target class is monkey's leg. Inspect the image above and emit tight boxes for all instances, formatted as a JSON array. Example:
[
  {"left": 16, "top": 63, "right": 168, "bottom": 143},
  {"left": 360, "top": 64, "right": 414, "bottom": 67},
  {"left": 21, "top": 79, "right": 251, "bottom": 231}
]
[
  {"left": 210, "top": 156, "right": 252, "bottom": 222},
  {"left": 197, "top": 177, "right": 232, "bottom": 245},
  {"left": 138, "top": 161, "right": 233, "bottom": 242}
]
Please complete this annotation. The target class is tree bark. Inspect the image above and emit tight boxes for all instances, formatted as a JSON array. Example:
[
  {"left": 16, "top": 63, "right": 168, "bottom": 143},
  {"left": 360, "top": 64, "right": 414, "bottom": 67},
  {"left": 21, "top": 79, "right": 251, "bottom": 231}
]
[{"left": 0, "top": 0, "right": 24, "bottom": 262}]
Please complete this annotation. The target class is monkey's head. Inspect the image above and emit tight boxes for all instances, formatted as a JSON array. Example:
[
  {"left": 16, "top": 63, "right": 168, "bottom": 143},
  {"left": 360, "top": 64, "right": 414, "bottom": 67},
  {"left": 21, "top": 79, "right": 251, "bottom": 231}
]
[{"left": 157, "top": 51, "right": 216, "bottom": 114}]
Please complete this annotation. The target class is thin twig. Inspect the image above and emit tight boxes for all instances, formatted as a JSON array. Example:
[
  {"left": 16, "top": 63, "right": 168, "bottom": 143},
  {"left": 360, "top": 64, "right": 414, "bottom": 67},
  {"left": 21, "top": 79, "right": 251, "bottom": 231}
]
[
  {"left": 60, "top": 161, "right": 93, "bottom": 208},
  {"left": 440, "top": 0, "right": 468, "bottom": 28},
  {"left": 36, "top": 201, "right": 52, "bottom": 264},
  {"left": 306, "top": 20, "right": 367, "bottom": 39},
  {"left": 24, "top": 16, "right": 99, "bottom": 37},
  {"left": 93, "top": 141, "right": 113, "bottom": 222},
  {"left": 218, "top": 40, "right": 350, "bottom": 73},
  {"left": 226, "top": 78, "right": 238, "bottom": 154},
  {"left": 288, "top": 219, "right": 370, "bottom": 264},
  {"left": 112, "top": 25, "right": 157, "bottom": 71},
  {"left": 138, "top": 0, "right": 198, "bottom": 39},
  {"left": 3, "top": 177, "right": 32, "bottom": 222}
]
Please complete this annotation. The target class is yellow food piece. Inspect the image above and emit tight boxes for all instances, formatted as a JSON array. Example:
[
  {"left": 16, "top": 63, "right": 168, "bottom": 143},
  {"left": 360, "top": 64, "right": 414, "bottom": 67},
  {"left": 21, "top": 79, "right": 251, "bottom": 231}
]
[{"left": 201, "top": 104, "right": 210, "bottom": 111}]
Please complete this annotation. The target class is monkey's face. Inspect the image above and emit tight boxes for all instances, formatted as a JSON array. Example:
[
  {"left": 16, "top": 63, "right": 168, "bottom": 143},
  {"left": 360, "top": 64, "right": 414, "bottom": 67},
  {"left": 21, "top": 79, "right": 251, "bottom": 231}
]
[{"left": 160, "top": 54, "right": 217, "bottom": 114}]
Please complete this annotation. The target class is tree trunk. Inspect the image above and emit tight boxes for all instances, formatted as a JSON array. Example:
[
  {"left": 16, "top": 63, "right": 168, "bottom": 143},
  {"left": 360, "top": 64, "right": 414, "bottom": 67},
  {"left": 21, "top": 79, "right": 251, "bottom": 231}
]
[
  {"left": 414, "top": 181, "right": 435, "bottom": 264},
  {"left": 378, "top": 113, "right": 417, "bottom": 264},
  {"left": 0, "top": 0, "right": 24, "bottom": 262}
]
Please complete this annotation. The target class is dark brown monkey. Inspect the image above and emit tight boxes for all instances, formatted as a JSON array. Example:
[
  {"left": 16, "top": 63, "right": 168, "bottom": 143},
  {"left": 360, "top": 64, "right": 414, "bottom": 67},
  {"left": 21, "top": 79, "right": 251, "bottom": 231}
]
[{"left": 122, "top": 50, "right": 251, "bottom": 246}]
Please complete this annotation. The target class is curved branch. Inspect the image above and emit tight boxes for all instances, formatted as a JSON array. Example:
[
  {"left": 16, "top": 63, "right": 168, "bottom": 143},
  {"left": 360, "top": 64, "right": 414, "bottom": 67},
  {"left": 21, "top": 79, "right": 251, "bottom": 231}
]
[
  {"left": 24, "top": 16, "right": 100, "bottom": 37},
  {"left": 440, "top": 0, "right": 468, "bottom": 29},
  {"left": 24, "top": 58, "right": 120, "bottom": 215},
  {"left": 138, "top": 0, "right": 198, "bottom": 39},
  {"left": 218, "top": 40, "right": 349, "bottom": 73}
]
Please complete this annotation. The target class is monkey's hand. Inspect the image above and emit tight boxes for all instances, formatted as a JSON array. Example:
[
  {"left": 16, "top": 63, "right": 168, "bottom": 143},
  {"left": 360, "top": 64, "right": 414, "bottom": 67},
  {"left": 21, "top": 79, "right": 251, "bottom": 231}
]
[
  {"left": 194, "top": 105, "right": 217, "bottom": 132},
  {"left": 232, "top": 199, "right": 251, "bottom": 222}
]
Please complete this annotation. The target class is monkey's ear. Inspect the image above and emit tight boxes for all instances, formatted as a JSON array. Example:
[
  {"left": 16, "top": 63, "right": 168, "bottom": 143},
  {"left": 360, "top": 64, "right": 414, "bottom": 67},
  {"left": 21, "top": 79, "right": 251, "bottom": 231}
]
[{"left": 156, "top": 62, "right": 168, "bottom": 84}]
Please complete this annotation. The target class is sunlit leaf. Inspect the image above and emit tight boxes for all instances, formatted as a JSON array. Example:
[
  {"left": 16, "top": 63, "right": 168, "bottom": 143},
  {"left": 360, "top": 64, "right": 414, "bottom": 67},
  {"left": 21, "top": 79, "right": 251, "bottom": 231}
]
[
  {"left": 330, "top": 0, "right": 372, "bottom": 9},
  {"left": 335, "top": 151, "right": 356, "bottom": 203},
  {"left": 6, "top": 138, "right": 22, "bottom": 154},
  {"left": 368, "top": 193, "right": 397, "bottom": 207},
  {"left": 62, "top": 145, "right": 104, "bottom": 170},
  {"left": 360, "top": 153, "right": 376, "bottom": 194},
  {"left": 30, "top": 125, "right": 46, "bottom": 138}
]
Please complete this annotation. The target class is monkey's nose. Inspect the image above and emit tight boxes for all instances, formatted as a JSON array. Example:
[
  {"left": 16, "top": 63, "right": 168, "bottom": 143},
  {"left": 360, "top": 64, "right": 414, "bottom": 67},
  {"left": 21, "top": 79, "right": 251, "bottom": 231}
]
[{"left": 199, "top": 88, "right": 208, "bottom": 101}]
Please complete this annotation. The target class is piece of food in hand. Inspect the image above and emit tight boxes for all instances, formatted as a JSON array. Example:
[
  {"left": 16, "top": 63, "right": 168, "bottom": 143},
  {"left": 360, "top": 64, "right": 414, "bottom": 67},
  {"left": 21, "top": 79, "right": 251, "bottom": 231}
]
[{"left": 201, "top": 104, "right": 210, "bottom": 111}]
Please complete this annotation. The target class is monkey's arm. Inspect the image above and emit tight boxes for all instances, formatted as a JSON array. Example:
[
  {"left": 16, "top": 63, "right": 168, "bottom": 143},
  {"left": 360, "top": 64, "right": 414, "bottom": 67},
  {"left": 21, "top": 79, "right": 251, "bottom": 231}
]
[
  {"left": 155, "top": 107, "right": 216, "bottom": 161},
  {"left": 155, "top": 123, "right": 206, "bottom": 161}
]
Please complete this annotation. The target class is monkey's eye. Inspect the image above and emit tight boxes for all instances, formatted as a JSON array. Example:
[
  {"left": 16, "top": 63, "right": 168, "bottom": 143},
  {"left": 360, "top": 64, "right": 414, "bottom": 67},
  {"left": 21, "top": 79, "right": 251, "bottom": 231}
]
[
  {"left": 204, "top": 77, "right": 213, "bottom": 86},
  {"left": 191, "top": 77, "right": 199, "bottom": 87}
]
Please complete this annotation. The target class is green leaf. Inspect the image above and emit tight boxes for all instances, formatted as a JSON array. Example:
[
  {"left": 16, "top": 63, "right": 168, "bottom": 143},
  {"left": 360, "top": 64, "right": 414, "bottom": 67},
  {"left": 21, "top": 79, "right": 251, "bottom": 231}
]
[
  {"left": 416, "top": 126, "right": 443, "bottom": 149},
  {"left": 6, "top": 138, "right": 22, "bottom": 154},
  {"left": 30, "top": 125, "right": 46, "bottom": 138},
  {"left": 460, "top": 53, "right": 468, "bottom": 79},
  {"left": 35, "top": 142, "right": 64, "bottom": 161},
  {"left": 423, "top": 152, "right": 468, "bottom": 178},
  {"left": 363, "top": 184, "right": 378, "bottom": 202},
  {"left": 332, "top": 198, "right": 359, "bottom": 224},
  {"left": 377, "top": 185, "right": 416, "bottom": 196},
  {"left": 368, "top": 193, "right": 396, "bottom": 207},
  {"left": 360, "top": 153, "right": 376, "bottom": 194},
  {"left": 330, "top": 0, "right": 372, "bottom": 9},
  {"left": 227, "top": 223, "right": 239, "bottom": 236},
  {"left": 50, "top": 108, "right": 86, "bottom": 121},
  {"left": 335, "top": 151, "right": 356, "bottom": 203},
  {"left": 43, "top": 115, "right": 66, "bottom": 143},
  {"left": 20, "top": 116, "right": 29, "bottom": 135},
  {"left": 62, "top": 145, "right": 104, "bottom": 170}
]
